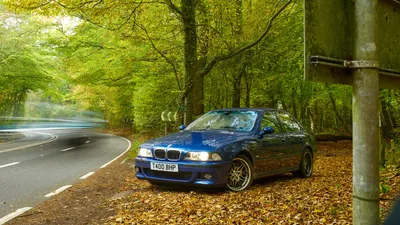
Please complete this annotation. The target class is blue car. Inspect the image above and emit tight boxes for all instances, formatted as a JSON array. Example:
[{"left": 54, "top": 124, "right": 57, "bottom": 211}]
[{"left": 135, "top": 108, "right": 317, "bottom": 191}]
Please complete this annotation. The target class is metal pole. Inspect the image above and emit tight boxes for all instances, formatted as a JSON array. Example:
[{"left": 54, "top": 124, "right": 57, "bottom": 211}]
[{"left": 352, "top": 0, "right": 380, "bottom": 224}]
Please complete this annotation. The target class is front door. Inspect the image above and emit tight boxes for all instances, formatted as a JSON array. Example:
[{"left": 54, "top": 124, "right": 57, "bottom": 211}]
[{"left": 253, "top": 112, "right": 290, "bottom": 177}]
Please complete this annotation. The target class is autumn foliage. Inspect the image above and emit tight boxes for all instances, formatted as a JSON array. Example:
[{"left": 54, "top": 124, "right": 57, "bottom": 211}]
[{"left": 104, "top": 141, "right": 398, "bottom": 224}]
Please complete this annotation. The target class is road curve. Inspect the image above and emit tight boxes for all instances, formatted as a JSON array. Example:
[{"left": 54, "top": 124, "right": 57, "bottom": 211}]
[{"left": 0, "top": 129, "right": 130, "bottom": 221}]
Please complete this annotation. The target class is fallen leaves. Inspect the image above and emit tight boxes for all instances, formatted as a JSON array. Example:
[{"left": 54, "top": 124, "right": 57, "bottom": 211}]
[{"left": 103, "top": 141, "right": 398, "bottom": 225}]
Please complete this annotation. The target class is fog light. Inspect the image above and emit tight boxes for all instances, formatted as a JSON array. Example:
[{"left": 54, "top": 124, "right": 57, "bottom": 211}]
[{"left": 204, "top": 173, "right": 212, "bottom": 180}]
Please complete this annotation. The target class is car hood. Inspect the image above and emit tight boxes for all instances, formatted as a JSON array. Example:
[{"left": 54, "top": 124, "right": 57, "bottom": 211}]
[{"left": 143, "top": 130, "right": 252, "bottom": 151}]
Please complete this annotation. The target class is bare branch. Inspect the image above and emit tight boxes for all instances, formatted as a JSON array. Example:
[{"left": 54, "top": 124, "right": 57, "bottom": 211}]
[
  {"left": 92, "top": 0, "right": 103, "bottom": 8},
  {"left": 137, "top": 24, "right": 182, "bottom": 90},
  {"left": 26, "top": 1, "right": 54, "bottom": 10},
  {"left": 111, "top": 1, "right": 143, "bottom": 31},
  {"left": 198, "top": 0, "right": 293, "bottom": 77},
  {"left": 165, "top": 0, "right": 182, "bottom": 16}
]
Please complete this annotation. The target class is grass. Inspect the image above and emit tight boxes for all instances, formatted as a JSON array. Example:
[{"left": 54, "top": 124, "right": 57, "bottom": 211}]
[
  {"left": 127, "top": 139, "right": 141, "bottom": 159},
  {"left": 126, "top": 133, "right": 157, "bottom": 160}
]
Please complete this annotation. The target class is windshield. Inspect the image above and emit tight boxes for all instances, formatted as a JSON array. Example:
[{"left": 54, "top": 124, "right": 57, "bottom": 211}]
[{"left": 186, "top": 111, "right": 258, "bottom": 132}]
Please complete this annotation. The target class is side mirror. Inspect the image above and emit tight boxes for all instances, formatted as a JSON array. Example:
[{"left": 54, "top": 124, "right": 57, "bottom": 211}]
[
  {"left": 179, "top": 125, "right": 186, "bottom": 131},
  {"left": 258, "top": 126, "right": 274, "bottom": 138},
  {"left": 263, "top": 126, "right": 275, "bottom": 134}
]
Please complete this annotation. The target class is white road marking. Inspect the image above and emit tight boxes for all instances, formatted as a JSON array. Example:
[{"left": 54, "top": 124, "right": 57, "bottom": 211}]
[
  {"left": 79, "top": 172, "right": 95, "bottom": 180},
  {"left": 44, "top": 185, "right": 72, "bottom": 198},
  {"left": 0, "top": 133, "right": 29, "bottom": 144},
  {"left": 100, "top": 137, "right": 132, "bottom": 168},
  {"left": 0, "top": 132, "right": 58, "bottom": 153},
  {"left": 0, "top": 207, "right": 32, "bottom": 224},
  {"left": 0, "top": 162, "right": 20, "bottom": 169},
  {"left": 61, "top": 147, "right": 75, "bottom": 152},
  {"left": 85, "top": 141, "right": 90, "bottom": 144},
  {"left": 0, "top": 127, "right": 87, "bottom": 132}
]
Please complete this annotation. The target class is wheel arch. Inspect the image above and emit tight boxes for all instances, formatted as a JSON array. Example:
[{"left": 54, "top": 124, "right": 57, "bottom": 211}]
[
  {"left": 236, "top": 150, "right": 254, "bottom": 165},
  {"left": 305, "top": 146, "right": 313, "bottom": 157}
]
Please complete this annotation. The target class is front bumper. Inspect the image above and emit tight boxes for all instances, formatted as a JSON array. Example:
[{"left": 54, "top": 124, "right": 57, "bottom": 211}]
[{"left": 135, "top": 157, "right": 231, "bottom": 186}]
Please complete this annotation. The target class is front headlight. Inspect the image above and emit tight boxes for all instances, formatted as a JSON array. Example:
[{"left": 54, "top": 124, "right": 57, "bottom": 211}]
[
  {"left": 138, "top": 148, "right": 153, "bottom": 158},
  {"left": 184, "top": 152, "right": 222, "bottom": 161}
]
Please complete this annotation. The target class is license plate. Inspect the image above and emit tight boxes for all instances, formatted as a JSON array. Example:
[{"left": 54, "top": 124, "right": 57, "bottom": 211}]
[{"left": 150, "top": 162, "right": 179, "bottom": 172}]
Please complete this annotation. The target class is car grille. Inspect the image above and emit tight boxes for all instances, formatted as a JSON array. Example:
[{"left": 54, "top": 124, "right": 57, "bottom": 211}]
[
  {"left": 154, "top": 149, "right": 181, "bottom": 160},
  {"left": 154, "top": 149, "right": 166, "bottom": 159},
  {"left": 143, "top": 169, "right": 192, "bottom": 180},
  {"left": 167, "top": 150, "right": 181, "bottom": 160}
]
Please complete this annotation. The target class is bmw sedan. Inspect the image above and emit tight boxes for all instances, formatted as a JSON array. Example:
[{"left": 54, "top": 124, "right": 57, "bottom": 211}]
[{"left": 135, "top": 108, "right": 317, "bottom": 191}]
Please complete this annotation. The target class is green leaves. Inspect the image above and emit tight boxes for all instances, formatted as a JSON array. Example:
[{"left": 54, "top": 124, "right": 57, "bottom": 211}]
[{"left": 0, "top": 11, "right": 60, "bottom": 116}]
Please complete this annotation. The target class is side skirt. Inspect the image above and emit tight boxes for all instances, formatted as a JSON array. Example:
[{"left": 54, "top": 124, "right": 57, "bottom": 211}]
[{"left": 253, "top": 166, "right": 299, "bottom": 179}]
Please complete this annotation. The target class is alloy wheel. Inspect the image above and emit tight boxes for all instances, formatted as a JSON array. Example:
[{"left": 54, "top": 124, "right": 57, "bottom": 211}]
[
  {"left": 227, "top": 157, "right": 252, "bottom": 191},
  {"left": 303, "top": 152, "right": 312, "bottom": 176}
]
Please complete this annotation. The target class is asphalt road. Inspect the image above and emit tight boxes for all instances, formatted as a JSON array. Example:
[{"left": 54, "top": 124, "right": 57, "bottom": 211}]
[{"left": 0, "top": 129, "right": 130, "bottom": 221}]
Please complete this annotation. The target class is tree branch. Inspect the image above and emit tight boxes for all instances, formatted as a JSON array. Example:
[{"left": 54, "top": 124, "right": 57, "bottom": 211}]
[
  {"left": 165, "top": 0, "right": 182, "bottom": 16},
  {"left": 198, "top": 0, "right": 293, "bottom": 78},
  {"left": 111, "top": 1, "right": 142, "bottom": 31},
  {"left": 137, "top": 24, "right": 182, "bottom": 90},
  {"left": 26, "top": 0, "right": 54, "bottom": 10}
]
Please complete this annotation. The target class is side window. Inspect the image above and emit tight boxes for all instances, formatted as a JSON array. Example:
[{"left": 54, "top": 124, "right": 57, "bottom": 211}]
[
  {"left": 278, "top": 112, "right": 302, "bottom": 132},
  {"left": 260, "top": 112, "right": 282, "bottom": 133}
]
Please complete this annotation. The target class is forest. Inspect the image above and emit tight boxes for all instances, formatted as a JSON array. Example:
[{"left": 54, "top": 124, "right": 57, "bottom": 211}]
[
  {"left": 0, "top": 0, "right": 399, "bottom": 138},
  {"left": 2, "top": 1, "right": 400, "bottom": 224}
]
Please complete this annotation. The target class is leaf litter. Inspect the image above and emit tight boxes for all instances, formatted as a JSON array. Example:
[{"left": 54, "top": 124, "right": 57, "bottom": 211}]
[{"left": 104, "top": 141, "right": 399, "bottom": 224}]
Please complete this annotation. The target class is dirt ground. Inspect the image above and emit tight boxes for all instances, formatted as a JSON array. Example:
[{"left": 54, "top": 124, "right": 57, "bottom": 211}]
[{"left": 6, "top": 140, "right": 399, "bottom": 225}]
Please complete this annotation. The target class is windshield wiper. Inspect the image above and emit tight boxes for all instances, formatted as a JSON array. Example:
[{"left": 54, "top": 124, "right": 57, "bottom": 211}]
[{"left": 220, "top": 126, "right": 236, "bottom": 130}]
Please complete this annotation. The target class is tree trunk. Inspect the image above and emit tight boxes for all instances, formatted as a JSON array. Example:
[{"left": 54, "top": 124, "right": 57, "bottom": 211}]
[
  {"left": 231, "top": 0, "right": 243, "bottom": 108},
  {"left": 300, "top": 104, "right": 307, "bottom": 127},
  {"left": 387, "top": 91, "right": 397, "bottom": 127},
  {"left": 12, "top": 93, "right": 25, "bottom": 117},
  {"left": 245, "top": 73, "right": 251, "bottom": 108},
  {"left": 192, "top": 57, "right": 205, "bottom": 117},
  {"left": 379, "top": 93, "right": 393, "bottom": 139},
  {"left": 192, "top": 4, "right": 210, "bottom": 117},
  {"left": 225, "top": 73, "right": 229, "bottom": 108},
  {"left": 327, "top": 86, "right": 350, "bottom": 133},
  {"left": 281, "top": 101, "right": 288, "bottom": 112},
  {"left": 182, "top": 0, "right": 197, "bottom": 124},
  {"left": 388, "top": 107, "right": 397, "bottom": 128},
  {"left": 232, "top": 64, "right": 244, "bottom": 108},
  {"left": 291, "top": 89, "right": 297, "bottom": 119}
]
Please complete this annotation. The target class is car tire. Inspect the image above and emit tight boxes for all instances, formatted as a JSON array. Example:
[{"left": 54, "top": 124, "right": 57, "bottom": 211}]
[
  {"left": 293, "top": 149, "right": 313, "bottom": 178},
  {"left": 227, "top": 155, "right": 254, "bottom": 191}
]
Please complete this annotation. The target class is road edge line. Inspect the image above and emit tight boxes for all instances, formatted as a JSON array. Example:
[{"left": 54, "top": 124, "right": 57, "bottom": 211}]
[
  {"left": 44, "top": 185, "right": 72, "bottom": 198},
  {"left": 0, "top": 207, "right": 32, "bottom": 225},
  {"left": 61, "top": 147, "right": 75, "bottom": 152},
  {"left": 100, "top": 136, "right": 132, "bottom": 169},
  {"left": 79, "top": 172, "right": 95, "bottom": 180},
  {"left": 0, "top": 132, "right": 58, "bottom": 153},
  {"left": 0, "top": 162, "right": 20, "bottom": 169}
]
